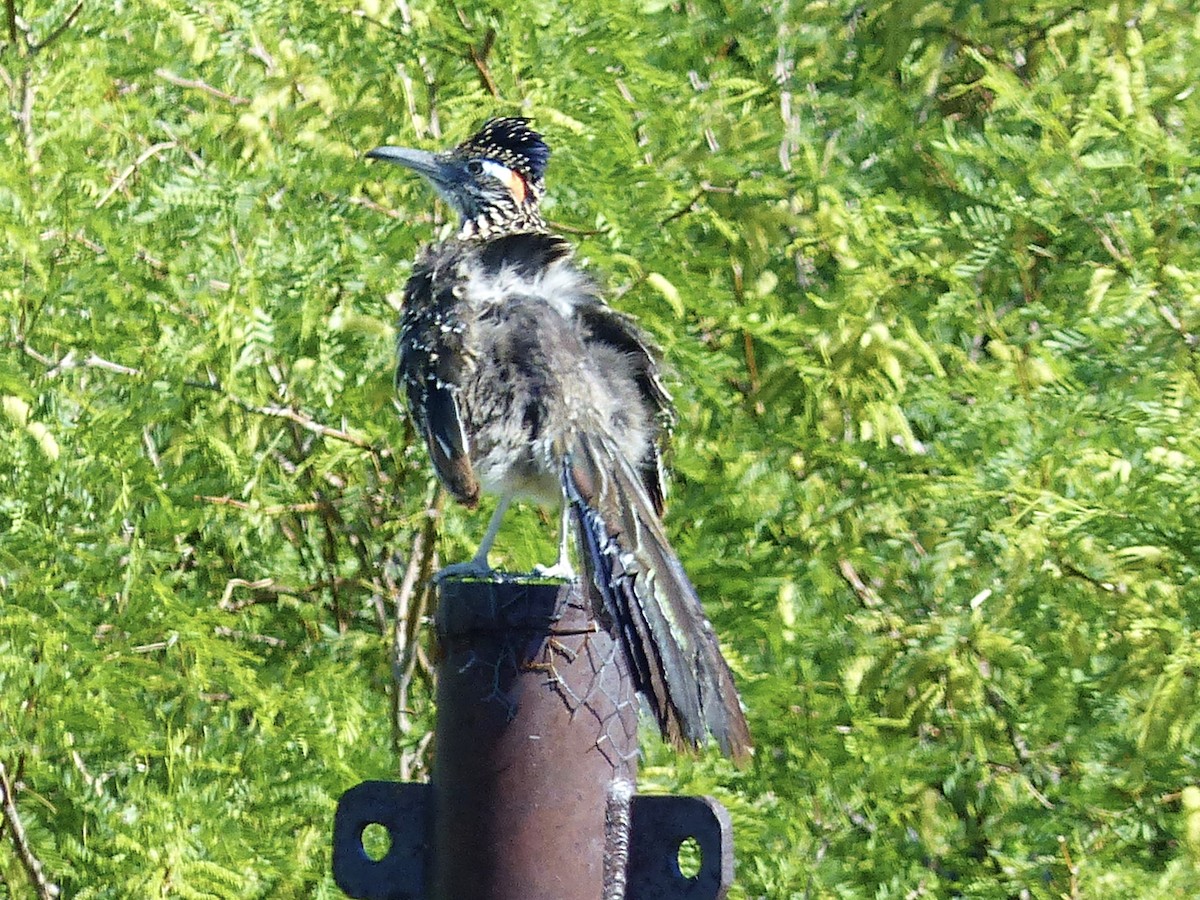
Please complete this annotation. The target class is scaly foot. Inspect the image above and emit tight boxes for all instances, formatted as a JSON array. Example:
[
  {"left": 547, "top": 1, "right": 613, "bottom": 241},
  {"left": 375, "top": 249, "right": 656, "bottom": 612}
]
[{"left": 433, "top": 558, "right": 495, "bottom": 583}]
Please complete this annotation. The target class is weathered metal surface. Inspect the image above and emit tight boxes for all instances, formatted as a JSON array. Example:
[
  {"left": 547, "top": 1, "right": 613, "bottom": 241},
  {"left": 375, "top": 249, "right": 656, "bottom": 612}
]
[
  {"left": 331, "top": 577, "right": 736, "bottom": 900},
  {"left": 431, "top": 577, "right": 640, "bottom": 900},
  {"left": 332, "top": 784, "right": 736, "bottom": 900}
]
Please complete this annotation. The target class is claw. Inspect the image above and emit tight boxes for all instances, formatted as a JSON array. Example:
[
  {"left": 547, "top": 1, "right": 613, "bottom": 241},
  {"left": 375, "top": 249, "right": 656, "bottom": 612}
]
[{"left": 434, "top": 559, "right": 496, "bottom": 583}]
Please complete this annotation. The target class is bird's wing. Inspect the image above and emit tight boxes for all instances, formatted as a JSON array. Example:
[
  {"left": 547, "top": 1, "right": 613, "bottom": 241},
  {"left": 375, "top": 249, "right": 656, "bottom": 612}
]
[
  {"left": 576, "top": 303, "right": 674, "bottom": 516},
  {"left": 397, "top": 265, "right": 480, "bottom": 508}
]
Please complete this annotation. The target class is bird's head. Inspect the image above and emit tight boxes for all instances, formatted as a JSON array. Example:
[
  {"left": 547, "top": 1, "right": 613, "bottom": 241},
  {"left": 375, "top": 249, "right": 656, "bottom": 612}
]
[{"left": 367, "top": 117, "right": 550, "bottom": 239}]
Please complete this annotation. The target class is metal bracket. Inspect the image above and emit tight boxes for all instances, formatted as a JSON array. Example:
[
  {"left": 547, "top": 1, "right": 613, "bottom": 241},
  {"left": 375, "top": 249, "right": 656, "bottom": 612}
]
[
  {"left": 332, "top": 782, "right": 429, "bottom": 900},
  {"left": 332, "top": 781, "right": 733, "bottom": 899},
  {"left": 627, "top": 794, "right": 734, "bottom": 899}
]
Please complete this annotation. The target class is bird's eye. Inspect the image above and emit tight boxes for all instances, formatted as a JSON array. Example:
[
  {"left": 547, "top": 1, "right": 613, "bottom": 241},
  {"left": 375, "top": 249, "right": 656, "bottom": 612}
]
[{"left": 466, "top": 160, "right": 484, "bottom": 175}]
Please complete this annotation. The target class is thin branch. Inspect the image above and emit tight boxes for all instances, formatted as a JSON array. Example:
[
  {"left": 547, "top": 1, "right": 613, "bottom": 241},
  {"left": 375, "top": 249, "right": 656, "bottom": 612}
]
[
  {"left": 17, "top": 67, "right": 35, "bottom": 161},
  {"left": 20, "top": 339, "right": 377, "bottom": 451},
  {"left": 142, "top": 427, "right": 163, "bottom": 475},
  {"left": 199, "top": 495, "right": 327, "bottom": 515},
  {"left": 53, "top": 228, "right": 106, "bottom": 256},
  {"left": 394, "top": 0, "right": 439, "bottom": 138},
  {"left": 393, "top": 489, "right": 441, "bottom": 762},
  {"left": 154, "top": 68, "right": 248, "bottom": 105},
  {"left": 95, "top": 140, "right": 177, "bottom": 209},
  {"left": 70, "top": 751, "right": 110, "bottom": 798},
  {"left": 347, "top": 8, "right": 405, "bottom": 37},
  {"left": 81, "top": 352, "right": 141, "bottom": 375},
  {"left": 249, "top": 403, "right": 374, "bottom": 449},
  {"left": 774, "top": 0, "right": 797, "bottom": 171},
  {"left": 660, "top": 181, "right": 737, "bottom": 226},
  {"left": 348, "top": 194, "right": 403, "bottom": 219},
  {"left": 213, "top": 625, "right": 287, "bottom": 648},
  {"left": 245, "top": 31, "right": 276, "bottom": 74},
  {"left": 1058, "top": 835, "right": 1080, "bottom": 900},
  {"left": 546, "top": 218, "right": 606, "bottom": 237},
  {"left": 130, "top": 633, "right": 179, "bottom": 654},
  {"left": 21, "top": 343, "right": 140, "bottom": 378},
  {"left": 220, "top": 577, "right": 279, "bottom": 611},
  {"left": 731, "top": 262, "right": 763, "bottom": 415},
  {"left": 218, "top": 578, "right": 361, "bottom": 613},
  {"left": 837, "top": 559, "right": 883, "bottom": 608},
  {"left": 1158, "top": 304, "right": 1198, "bottom": 350},
  {"left": 0, "top": 760, "right": 60, "bottom": 899},
  {"left": 468, "top": 27, "right": 499, "bottom": 98},
  {"left": 4, "top": 0, "right": 17, "bottom": 47},
  {"left": 19, "top": 341, "right": 55, "bottom": 367},
  {"left": 28, "top": 0, "right": 82, "bottom": 54}
]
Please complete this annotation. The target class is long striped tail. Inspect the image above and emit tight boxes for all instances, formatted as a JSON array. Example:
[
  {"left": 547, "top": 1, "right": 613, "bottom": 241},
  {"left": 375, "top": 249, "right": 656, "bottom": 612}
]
[{"left": 561, "top": 432, "right": 751, "bottom": 761}]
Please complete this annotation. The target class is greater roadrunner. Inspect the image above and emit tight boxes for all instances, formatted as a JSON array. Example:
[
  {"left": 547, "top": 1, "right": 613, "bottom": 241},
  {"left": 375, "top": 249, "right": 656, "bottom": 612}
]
[{"left": 367, "top": 117, "right": 751, "bottom": 760}]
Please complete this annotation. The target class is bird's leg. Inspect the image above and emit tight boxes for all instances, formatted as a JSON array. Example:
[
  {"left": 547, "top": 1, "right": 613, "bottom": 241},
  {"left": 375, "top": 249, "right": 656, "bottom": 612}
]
[
  {"left": 533, "top": 502, "right": 576, "bottom": 580},
  {"left": 435, "top": 495, "right": 512, "bottom": 582}
]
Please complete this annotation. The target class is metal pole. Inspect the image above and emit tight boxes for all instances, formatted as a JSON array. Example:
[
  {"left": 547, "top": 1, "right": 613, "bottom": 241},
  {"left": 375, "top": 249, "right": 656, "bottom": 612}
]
[
  {"left": 432, "top": 577, "right": 639, "bottom": 900},
  {"left": 331, "top": 577, "right": 736, "bottom": 900}
]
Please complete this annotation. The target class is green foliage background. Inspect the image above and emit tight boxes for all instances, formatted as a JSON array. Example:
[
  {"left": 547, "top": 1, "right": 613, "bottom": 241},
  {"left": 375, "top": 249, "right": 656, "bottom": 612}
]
[{"left": 3, "top": 0, "right": 1200, "bottom": 896}]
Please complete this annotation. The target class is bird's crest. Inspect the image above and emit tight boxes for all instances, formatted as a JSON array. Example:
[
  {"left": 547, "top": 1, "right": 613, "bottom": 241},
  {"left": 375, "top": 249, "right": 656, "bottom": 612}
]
[{"left": 454, "top": 117, "right": 551, "bottom": 184}]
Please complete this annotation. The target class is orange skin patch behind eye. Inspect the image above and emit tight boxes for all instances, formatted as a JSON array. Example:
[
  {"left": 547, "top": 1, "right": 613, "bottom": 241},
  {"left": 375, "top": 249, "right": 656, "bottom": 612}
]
[
  {"left": 504, "top": 168, "right": 527, "bottom": 203},
  {"left": 480, "top": 159, "right": 527, "bottom": 204}
]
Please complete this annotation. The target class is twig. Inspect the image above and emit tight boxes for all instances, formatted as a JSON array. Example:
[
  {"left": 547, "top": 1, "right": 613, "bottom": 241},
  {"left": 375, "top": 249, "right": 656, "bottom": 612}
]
[
  {"left": 131, "top": 633, "right": 179, "bottom": 654},
  {"left": 219, "top": 577, "right": 276, "bottom": 610},
  {"left": 394, "top": 0, "right": 439, "bottom": 139},
  {"left": 154, "top": 68, "right": 247, "bottom": 105},
  {"left": 347, "top": 8, "right": 404, "bottom": 37},
  {"left": 468, "top": 28, "right": 499, "bottom": 98},
  {"left": 0, "top": 760, "right": 60, "bottom": 899},
  {"left": 47, "top": 228, "right": 107, "bottom": 256},
  {"left": 393, "top": 490, "right": 441, "bottom": 758},
  {"left": 660, "top": 181, "right": 737, "bottom": 226},
  {"left": 774, "top": 0, "right": 798, "bottom": 171},
  {"left": 219, "top": 577, "right": 357, "bottom": 612},
  {"left": 250, "top": 403, "right": 373, "bottom": 449},
  {"left": 546, "top": 219, "right": 606, "bottom": 237},
  {"left": 731, "top": 262, "right": 763, "bottom": 414},
  {"left": 95, "top": 140, "right": 178, "bottom": 209},
  {"left": 837, "top": 559, "right": 883, "bottom": 608},
  {"left": 21, "top": 343, "right": 141, "bottom": 378},
  {"left": 198, "top": 495, "right": 326, "bottom": 515},
  {"left": 71, "top": 751, "right": 110, "bottom": 797},
  {"left": 21, "top": 339, "right": 375, "bottom": 451},
  {"left": 247, "top": 34, "right": 276, "bottom": 74},
  {"left": 349, "top": 194, "right": 403, "bottom": 219},
  {"left": 1158, "top": 304, "right": 1198, "bottom": 350},
  {"left": 5, "top": 0, "right": 17, "bottom": 46},
  {"left": 82, "top": 352, "right": 141, "bottom": 375},
  {"left": 213, "top": 625, "right": 287, "bottom": 648},
  {"left": 1058, "top": 835, "right": 1080, "bottom": 900},
  {"left": 29, "top": 0, "right": 83, "bottom": 53},
  {"left": 20, "top": 341, "right": 55, "bottom": 367},
  {"left": 142, "top": 427, "right": 163, "bottom": 474},
  {"left": 17, "top": 67, "right": 35, "bottom": 162}
]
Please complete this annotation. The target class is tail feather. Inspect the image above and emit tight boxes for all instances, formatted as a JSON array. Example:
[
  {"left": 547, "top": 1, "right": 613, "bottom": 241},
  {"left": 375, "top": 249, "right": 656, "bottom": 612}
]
[{"left": 562, "top": 432, "right": 751, "bottom": 760}]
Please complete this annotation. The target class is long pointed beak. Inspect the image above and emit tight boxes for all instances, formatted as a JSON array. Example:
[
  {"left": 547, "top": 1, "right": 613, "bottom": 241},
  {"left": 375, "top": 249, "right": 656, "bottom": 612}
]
[{"left": 365, "top": 146, "right": 444, "bottom": 181}]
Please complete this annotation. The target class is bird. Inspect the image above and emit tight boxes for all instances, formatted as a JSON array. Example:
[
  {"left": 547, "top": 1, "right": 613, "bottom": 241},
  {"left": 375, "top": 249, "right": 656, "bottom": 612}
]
[{"left": 366, "top": 117, "right": 751, "bottom": 760}]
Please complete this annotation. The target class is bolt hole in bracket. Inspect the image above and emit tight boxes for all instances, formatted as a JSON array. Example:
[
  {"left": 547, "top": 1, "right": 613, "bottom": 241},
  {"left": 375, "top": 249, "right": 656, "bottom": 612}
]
[{"left": 332, "top": 780, "right": 733, "bottom": 900}]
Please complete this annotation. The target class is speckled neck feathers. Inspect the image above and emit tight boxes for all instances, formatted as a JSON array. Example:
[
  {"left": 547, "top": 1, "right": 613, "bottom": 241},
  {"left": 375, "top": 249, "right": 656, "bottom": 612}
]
[{"left": 450, "top": 117, "right": 550, "bottom": 240}]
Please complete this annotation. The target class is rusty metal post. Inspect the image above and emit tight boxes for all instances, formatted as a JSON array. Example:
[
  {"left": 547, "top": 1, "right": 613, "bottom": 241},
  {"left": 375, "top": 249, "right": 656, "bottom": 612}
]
[
  {"left": 432, "top": 577, "right": 639, "bottom": 900},
  {"left": 332, "top": 575, "right": 737, "bottom": 900}
]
